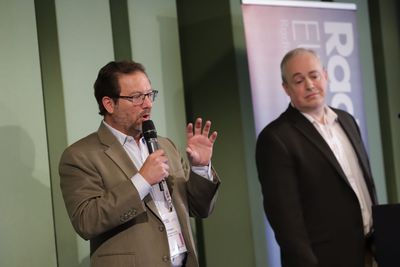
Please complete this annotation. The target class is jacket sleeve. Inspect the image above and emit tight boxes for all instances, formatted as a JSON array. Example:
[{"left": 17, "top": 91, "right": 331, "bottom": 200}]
[
  {"left": 186, "top": 166, "right": 220, "bottom": 218},
  {"left": 59, "top": 145, "right": 147, "bottom": 240},
  {"left": 256, "top": 129, "right": 318, "bottom": 267},
  {"left": 162, "top": 137, "right": 220, "bottom": 219}
]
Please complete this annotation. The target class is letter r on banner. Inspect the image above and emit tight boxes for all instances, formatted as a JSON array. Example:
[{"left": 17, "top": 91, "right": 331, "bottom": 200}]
[{"left": 325, "top": 22, "right": 354, "bottom": 56}]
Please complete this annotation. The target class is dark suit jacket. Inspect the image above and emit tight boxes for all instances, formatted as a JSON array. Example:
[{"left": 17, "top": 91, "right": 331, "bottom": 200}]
[
  {"left": 256, "top": 105, "right": 377, "bottom": 267},
  {"left": 59, "top": 123, "right": 220, "bottom": 267}
]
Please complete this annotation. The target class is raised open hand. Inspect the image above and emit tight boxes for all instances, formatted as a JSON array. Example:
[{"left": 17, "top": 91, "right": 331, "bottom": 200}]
[{"left": 186, "top": 118, "right": 218, "bottom": 166}]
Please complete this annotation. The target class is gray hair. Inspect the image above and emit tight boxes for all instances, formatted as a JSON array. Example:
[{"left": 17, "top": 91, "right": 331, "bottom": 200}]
[{"left": 280, "top": 48, "right": 321, "bottom": 83}]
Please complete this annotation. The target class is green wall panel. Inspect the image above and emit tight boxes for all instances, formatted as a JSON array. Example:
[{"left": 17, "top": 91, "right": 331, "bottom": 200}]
[
  {"left": 0, "top": 0, "right": 57, "bottom": 266},
  {"left": 128, "top": 0, "right": 187, "bottom": 152},
  {"left": 52, "top": 0, "right": 114, "bottom": 265}
]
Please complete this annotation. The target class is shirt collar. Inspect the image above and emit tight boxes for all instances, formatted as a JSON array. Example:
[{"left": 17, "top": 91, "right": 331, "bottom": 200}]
[
  {"left": 300, "top": 106, "right": 338, "bottom": 125},
  {"left": 102, "top": 121, "right": 145, "bottom": 146}
]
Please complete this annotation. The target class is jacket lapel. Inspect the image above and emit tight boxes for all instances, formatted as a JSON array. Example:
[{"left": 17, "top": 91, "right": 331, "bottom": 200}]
[
  {"left": 336, "top": 112, "right": 378, "bottom": 204},
  {"left": 336, "top": 112, "right": 370, "bottom": 176},
  {"left": 158, "top": 139, "right": 176, "bottom": 196},
  {"left": 145, "top": 140, "right": 178, "bottom": 220},
  {"left": 97, "top": 123, "right": 163, "bottom": 219},
  {"left": 285, "top": 105, "right": 351, "bottom": 187},
  {"left": 144, "top": 194, "right": 162, "bottom": 220},
  {"left": 97, "top": 123, "right": 138, "bottom": 179}
]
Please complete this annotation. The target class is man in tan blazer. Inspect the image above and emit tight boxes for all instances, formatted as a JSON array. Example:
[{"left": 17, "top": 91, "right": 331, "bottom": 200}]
[{"left": 59, "top": 60, "right": 220, "bottom": 267}]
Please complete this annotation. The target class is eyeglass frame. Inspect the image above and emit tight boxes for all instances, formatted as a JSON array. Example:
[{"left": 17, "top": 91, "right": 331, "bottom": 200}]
[{"left": 114, "top": 90, "right": 158, "bottom": 105}]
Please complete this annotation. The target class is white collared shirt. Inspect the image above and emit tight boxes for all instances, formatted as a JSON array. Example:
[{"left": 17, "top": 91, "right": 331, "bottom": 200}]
[
  {"left": 301, "top": 107, "right": 373, "bottom": 234},
  {"left": 102, "top": 121, "right": 213, "bottom": 198},
  {"left": 103, "top": 121, "right": 212, "bottom": 266}
]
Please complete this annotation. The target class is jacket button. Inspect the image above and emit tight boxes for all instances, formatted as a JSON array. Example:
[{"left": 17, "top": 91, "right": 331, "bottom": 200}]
[
  {"left": 162, "top": 255, "right": 169, "bottom": 262},
  {"left": 159, "top": 225, "right": 164, "bottom": 232},
  {"left": 126, "top": 208, "right": 136, "bottom": 217}
]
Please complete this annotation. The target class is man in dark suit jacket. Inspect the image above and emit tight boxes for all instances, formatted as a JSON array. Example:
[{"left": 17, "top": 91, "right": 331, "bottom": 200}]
[
  {"left": 256, "top": 48, "right": 378, "bottom": 267},
  {"left": 59, "top": 60, "right": 220, "bottom": 267}
]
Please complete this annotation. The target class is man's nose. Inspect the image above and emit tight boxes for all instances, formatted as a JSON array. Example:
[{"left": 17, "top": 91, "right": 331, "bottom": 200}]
[
  {"left": 142, "top": 94, "right": 153, "bottom": 108},
  {"left": 305, "top": 77, "right": 314, "bottom": 90}
]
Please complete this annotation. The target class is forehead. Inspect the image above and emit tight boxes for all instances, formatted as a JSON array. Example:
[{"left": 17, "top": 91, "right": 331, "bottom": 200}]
[
  {"left": 285, "top": 52, "right": 322, "bottom": 75},
  {"left": 118, "top": 71, "right": 151, "bottom": 93}
]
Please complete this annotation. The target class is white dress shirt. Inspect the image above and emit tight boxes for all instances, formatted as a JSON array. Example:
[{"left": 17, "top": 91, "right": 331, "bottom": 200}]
[
  {"left": 301, "top": 107, "right": 373, "bottom": 235},
  {"left": 103, "top": 121, "right": 213, "bottom": 266}
]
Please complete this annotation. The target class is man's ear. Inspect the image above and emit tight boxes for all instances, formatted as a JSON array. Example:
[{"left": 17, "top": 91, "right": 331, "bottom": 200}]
[
  {"left": 282, "top": 82, "right": 290, "bottom": 96},
  {"left": 323, "top": 68, "right": 328, "bottom": 81},
  {"left": 102, "top": 96, "right": 115, "bottom": 114}
]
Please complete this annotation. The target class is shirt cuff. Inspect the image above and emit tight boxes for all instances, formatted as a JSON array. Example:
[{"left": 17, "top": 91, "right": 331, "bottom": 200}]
[
  {"left": 131, "top": 173, "right": 152, "bottom": 200},
  {"left": 191, "top": 163, "right": 213, "bottom": 181}
]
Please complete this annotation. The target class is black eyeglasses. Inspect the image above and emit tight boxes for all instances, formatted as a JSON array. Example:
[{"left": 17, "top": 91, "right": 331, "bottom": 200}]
[{"left": 115, "top": 90, "right": 158, "bottom": 105}]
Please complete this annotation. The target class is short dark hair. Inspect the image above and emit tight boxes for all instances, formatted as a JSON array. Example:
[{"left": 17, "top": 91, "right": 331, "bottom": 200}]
[
  {"left": 94, "top": 60, "right": 148, "bottom": 115},
  {"left": 280, "top": 48, "right": 320, "bottom": 84}
]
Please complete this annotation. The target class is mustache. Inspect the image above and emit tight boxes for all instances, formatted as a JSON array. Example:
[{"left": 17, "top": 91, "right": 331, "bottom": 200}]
[{"left": 139, "top": 109, "right": 151, "bottom": 116}]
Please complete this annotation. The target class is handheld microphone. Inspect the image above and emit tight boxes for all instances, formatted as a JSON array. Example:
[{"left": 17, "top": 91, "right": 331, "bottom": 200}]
[
  {"left": 142, "top": 120, "right": 164, "bottom": 191},
  {"left": 142, "top": 120, "right": 159, "bottom": 153}
]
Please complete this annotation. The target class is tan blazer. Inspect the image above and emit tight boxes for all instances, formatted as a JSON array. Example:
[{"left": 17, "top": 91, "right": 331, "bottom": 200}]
[{"left": 59, "top": 123, "right": 220, "bottom": 267}]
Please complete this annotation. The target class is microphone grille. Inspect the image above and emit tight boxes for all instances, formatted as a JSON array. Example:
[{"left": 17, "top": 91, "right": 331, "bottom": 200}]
[{"left": 142, "top": 120, "right": 157, "bottom": 139}]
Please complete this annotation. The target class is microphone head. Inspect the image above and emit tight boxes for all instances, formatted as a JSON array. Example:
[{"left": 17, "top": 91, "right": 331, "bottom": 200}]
[{"left": 142, "top": 120, "right": 157, "bottom": 139}]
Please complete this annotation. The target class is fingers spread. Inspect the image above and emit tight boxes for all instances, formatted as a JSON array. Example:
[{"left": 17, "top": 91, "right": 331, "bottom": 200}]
[
  {"left": 186, "top": 123, "right": 193, "bottom": 139},
  {"left": 209, "top": 131, "right": 218, "bottom": 143},
  {"left": 188, "top": 118, "right": 216, "bottom": 141},
  {"left": 202, "top": 120, "right": 211, "bottom": 136},
  {"left": 194, "top": 118, "right": 202, "bottom": 135}
]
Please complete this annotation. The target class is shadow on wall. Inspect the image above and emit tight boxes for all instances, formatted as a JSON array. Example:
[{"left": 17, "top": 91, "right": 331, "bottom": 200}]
[{"left": 0, "top": 125, "right": 57, "bottom": 266}]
